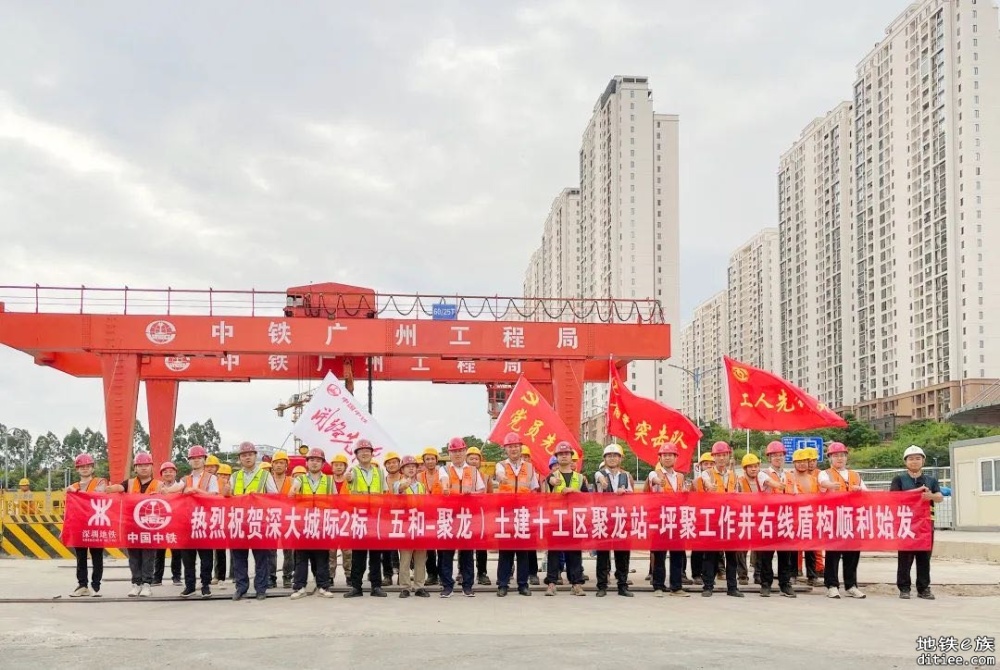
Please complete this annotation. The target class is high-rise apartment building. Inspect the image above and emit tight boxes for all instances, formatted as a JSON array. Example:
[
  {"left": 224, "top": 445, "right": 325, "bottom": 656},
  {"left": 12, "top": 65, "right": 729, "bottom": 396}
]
[
  {"left": 727, "top": 228, "right": 782, "bottom": 373},
  {"left": 778, "top": 102, "right": 856, "bottom": 409},
  {"left": 678, "top": 291, "right": 729, "bottom": 426},
  {"left": 524, "top": 76, "right": 681, "bottom": 441}
]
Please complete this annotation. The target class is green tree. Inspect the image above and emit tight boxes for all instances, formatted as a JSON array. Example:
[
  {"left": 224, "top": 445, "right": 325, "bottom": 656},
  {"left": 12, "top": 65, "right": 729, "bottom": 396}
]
[
  {"left": 201, "top": 419, "right": 222, "bottom": 453},
  {"left": 172, "top": 424, "right": 189, "bottom": 462},
  {"left": 133, "top": 420, "right": 150, "bottom": 452}
]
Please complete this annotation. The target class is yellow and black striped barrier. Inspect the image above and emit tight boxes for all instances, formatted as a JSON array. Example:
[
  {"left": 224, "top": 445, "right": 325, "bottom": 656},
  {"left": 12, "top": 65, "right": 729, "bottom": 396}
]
[{"left": 1, "top": 513, "right": 127, "bottom": 560}]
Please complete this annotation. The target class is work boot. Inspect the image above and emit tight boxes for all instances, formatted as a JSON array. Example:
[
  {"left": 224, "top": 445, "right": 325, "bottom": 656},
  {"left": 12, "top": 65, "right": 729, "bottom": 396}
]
[
  {"left": 596, "top": 589, "right": 607, "bottom": 598},
  {"left": 282, "top": 578, "right": 292, "bottom": 589},
  {"left": 899, "top": 591, "right": 911, "bottom": 599},
  {"left": 371, "top": 588, "right": 387, "bottom": 597},
  {"left": 399, "top": 590, "right": 410, "bottom": 599},
  {"left": 726, "top": 590, "right": 744, "bottom": 598},
  {"left": 425, "top": 575, "right": 439, "bottom": 586},
  {"left": 497, "top": 586, "right": 508, "bottom": 597},
  {"left": 760, "top": 586, "right": 771, "bottom": 597},
  {"left": 528, "top": 575, "right": 540, "bottom": 586},
  {"left": 414, "top": 589, "right": 430, "bottom": 597},
  {"left": 918, "top": 590, "right": 935, "bottom": 600},
  {"left": 518, "top": 586, "right": 531, "bottom": 596},
  {"left": 617, "top": 586, "right": 633, "bottom": 598},
  {"left": 478, "top": 573, "right": 491, "bottom": 586},
  {"left": 343, "top": 588, "right": 363, "bottom": 598},
  {"left": 681, "top": 576, "right": 693, "bottom": 585},
  {"left": 780, "top": 585, "right": 797, "bottom": 598}
]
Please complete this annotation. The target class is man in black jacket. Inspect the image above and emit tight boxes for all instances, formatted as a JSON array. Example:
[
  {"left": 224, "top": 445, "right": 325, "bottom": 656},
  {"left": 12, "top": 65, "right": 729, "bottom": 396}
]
[{"left": 890, "top": 445, "right": 944, "bottom": 600}]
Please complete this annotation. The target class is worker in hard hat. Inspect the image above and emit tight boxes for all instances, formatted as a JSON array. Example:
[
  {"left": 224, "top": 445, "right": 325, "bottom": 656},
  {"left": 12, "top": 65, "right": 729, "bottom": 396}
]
[
  {"left": 787, "top": 449, "right": 821, "bottom": 585},
  {"left": 593, "top": 443, "right": 635, "bottom": 597},
  {"left": 526, "top": 444, "right": 543, "bottom": 585},
  {"left": 173, "top": 445, "right": 218, "bottom": 598},
  {"left": 735, "top": 452, "right": 763, "bottom": 586},
  {"left": 417, "top": 447, "right": 445, "bottom": 586},
  {"left": 327, "top": 454, "right": 352, "bottom": 585},
  {"left": 152, "top": 462, "right": 184, "bottom": 588},
  {"left": 344, "top": 438, "right": 388, "bottom": 598},
  {"left": 465, "top": 446, "right": 493, "bottom": 586},
  {"left": 212, "top": 463, "right": 233, "bottom": 585},
  {"left": 688, "top": 451, "right": 714, "bottom": 585},
  {"left": 698, "top": 441, "right": 743, "bottom": 598},
  {"left": 380, "top": 451, "right": 403, "bottom": 585},
  {"left": 394, "top": 455, "right": 431, "bottom": 598},
  {"left": 106, "top": 452, "right": 161, "bottom": 597},
  {"left": 494, "top": 433, "right": 539, "bottom": 597},
  {"left": 224, "top": 441, "right": 277, "bottom": 601},
  {"left": 818, "top": 442, "right": 867, "bottom": 599},
  {"left": 891, "top": 445, "right": 942, "bottom": 600},
  {"left": 205, "top": 455, "right": 220, "bottom": 477},
  {"left": 647, "top": 443, "right": 690, "bottom": 598},
  {"left": 754, "top": 442, "right": 797, "bottom": 598},
  {"left": 66, "top": 453, "right": 106, "bottom": 597},
  {"left": 439, "top": 437, "right": 485, "bottom": 598},
  {"left": 287, "top": 448, "right": 336, "bottom": 600},
  {"left": 544, "top": 441, "right": 587, "bottom": 596},
  {"left": 264, "top": 450, "right": 294, "bottom": 589}
]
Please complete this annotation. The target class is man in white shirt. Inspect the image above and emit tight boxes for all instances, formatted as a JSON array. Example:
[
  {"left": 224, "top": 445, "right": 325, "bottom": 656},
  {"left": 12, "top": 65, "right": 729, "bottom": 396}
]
[
  {"left": 178, "top": 445, "right": 219, "bottom": 598},
  {"left": 647, "top": 443, "right": 690, "bottom": 598},
  {"left": 594, "top": 444, "right": 635, "bottom": 598},
  {"left": 818, "top": 442, "right": 868, "bottom": 600},
  {"left": 439, "top": 437, "right": 485, "bottom": 598},
  {"left": 757, "top": 441, "right": 797, "bottom": 598},
  {"left": 494, "top": 432, "right": 539, "bottom": 597}
]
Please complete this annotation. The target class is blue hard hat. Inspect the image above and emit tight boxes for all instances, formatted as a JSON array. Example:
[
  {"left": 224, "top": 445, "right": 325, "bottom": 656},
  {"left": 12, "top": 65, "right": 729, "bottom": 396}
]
[
  {"left": 941, "top": 486, "right": 952, "bottom": 497},
  {"left": 548, "top": 456, "right": 558, "bottom": 469}
]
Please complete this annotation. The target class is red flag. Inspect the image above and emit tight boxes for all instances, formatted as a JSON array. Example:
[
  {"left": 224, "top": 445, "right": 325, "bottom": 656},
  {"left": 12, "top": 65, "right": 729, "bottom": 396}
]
[
  {"left": 724, "top": 356, "right": 847, "bottom": 430},
  {"left": 606, "top": 362, "right": 701, "bottom": 473},
  {"left": 488, "top": 376, "right": 580, "bottom": 475}
]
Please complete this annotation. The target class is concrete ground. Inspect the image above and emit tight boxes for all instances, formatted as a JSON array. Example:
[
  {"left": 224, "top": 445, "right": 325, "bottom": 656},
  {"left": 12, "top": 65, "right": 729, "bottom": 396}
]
[{"left": 1, "top": 554, "right": 998, "bottom": 669}]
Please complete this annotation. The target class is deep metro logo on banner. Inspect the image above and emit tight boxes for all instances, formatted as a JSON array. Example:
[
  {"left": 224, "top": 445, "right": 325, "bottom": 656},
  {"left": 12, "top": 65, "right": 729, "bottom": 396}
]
[{"left": 63, "top": 491, "right": 933, "bottom": 552}]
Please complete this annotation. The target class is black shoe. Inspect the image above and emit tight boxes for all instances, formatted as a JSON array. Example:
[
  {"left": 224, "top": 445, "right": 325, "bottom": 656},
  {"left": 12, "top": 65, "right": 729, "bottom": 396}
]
[
  {"left": 399, "top": 590, "right": 410, "bottom": 598},
  {"left": 497, "top": 586, "right": 508, "bottom": 597},
  {"left": 463, "top": 589, "right": 475, "bottom": 597},
  {"left": 618, "top": 587, "right": 634, "bottom": 598},
  {"left": 701, "top": 590, "right": 713, "bottom": 597},
  {"left": 425, "top": 576, "right": 439, "bottom": 586},
  {"left": 255, "top": 593, "right": 266, "bottom": 601},
  {"left": 232, "top": 591, "right": 245, "bottom": 601},
  {"left": 371, "top": 588, "right": 387, "bottom": 598},
  {"left": 201, "top": 587, "right": 211, "bottom": 598},
  {"left": 596, "top": 589, "right": 607, "bottom": 598},
  {"left": 267, "top": 580, "right": 277, "bottom": 589},
  {"left": 414, "top": 589, "right": 430, "bottom": 597},
  {"left": 282, "top": 579, "right": 292, "bottom": 589},
  {"left": 780, "top": 586, "right": 797, "bottom": 598},
  {"left": 918, "top": 590, "right": 935, "bottom": 600},
  {"left": 528, "top": 575, "right": 540, "bottom": 586},
  {"left": 518, "top": 586, "right": 531, "bottom": 596},
  {"left": 344, "top": 589, "right": 363, "bottom": 598},
  {"left": 899, "top": 591, "right": 911, "bottom": 599},
  {"left": 180, "top": 587, "right": 196, "bottom": 598},
  {"left": 760, "top": 586, "right": 771, "bottom": 597},
  {"left": 151, "top": 581, "right": 163, "bottom": 587},
  {"left": 478, "top": 574, "right": 491, "bottom": 586},
  {"left": 727, "top": 590, "right": 745, "bottom": 598},
  {"left": 172, "top": 578, "right": 182, "bottom": 586}
]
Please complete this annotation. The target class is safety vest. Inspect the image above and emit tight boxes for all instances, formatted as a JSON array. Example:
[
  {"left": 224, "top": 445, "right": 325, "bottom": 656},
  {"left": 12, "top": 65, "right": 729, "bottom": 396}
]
[
  {"left": 273, "top": 475, "right": 292, "bottom": 496},
  {"left": 418, "top": 468, "right": 444, "bottom": 495},
  {"left": 398, "top": 481, "right": 426, "bottom": 495},
  {"left": 298, "top": 474, "right": 333, "bottom": 495},
  {"left": 349, "top": 466, "right": 383, "bottom": 494},
  {"left": 232, "top": 468, "right": 269, "bottom": 495},
  {"left": 693, "top": 475, "right": 708, "bottom": 493},
  {"left": 791, "top": 472, "right": 819, "bottom": 494},
  {"left": 128, "top": 478, "right": 160, "bottom": 494},
  {"left": 333, "top": 478, "right": 348, "bottom": 494},
  {"left": 597, "top": 469, "right": 632, "bottom": 493},
  {"left": 651, "top": 469, "right": 684, "bottom": 493},
  {"left": 446, "top": 464, "right": 478, "bottom": 493},
  {"left": 763, "top": 468, "right": 796, "bottom": 494},
  {"left": 552, "top": 470, "right": 583, "bottom": 493},
  {"left": 738, "top": 475, "right": 761, "bottom": 493},
  {"left": 825, "top": 468, "right": 862, "bottom": 491},
  {"left": 497, "top": 460, "right": 534, "bottom": 493},
  {"left": 184, "top": 471, "right": 213, "bottom": 491},
  {"left": 70, "top": 478, "right": 104, "bottom": 493},
  {"left": 707, "top": 468, "right": 737, "bottom": 493}
]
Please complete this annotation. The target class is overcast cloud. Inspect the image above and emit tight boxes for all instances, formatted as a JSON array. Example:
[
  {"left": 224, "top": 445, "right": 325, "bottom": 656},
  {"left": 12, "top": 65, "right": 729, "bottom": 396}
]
[{"left": 1, "top": 0, "right": 910, "bottom": 454}]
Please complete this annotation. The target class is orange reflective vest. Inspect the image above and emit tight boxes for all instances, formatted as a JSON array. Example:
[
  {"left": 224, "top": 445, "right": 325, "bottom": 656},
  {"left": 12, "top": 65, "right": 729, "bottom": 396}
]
[
  {"left": 738, "top": 475, "right": 761, "bottom": 493},
  {"left": 446, "top": 465, "right": 478, "bottom": 493},
  {"left": 654, "top": 469, "right": 684, "bottom": 493},
  {"left": 129, "top": 478, "right": 159, "bottom": 494},
  {"left": 693, "top": 475, "right": 708, "bottom": 493},
  {"left": 184, "top": 471, "right": 213, "bottom": 491},
  {"left": 418, "top": 468, "right": 444, "bottom": 495},
  {"left": 791, "top": 473, "right": 819, "bottom": 494},
  {"left": 273, "top": 475, "right": 292, "bottom": 496},
  {"left": 707, "top": 468, "right": 737, "bottom": 493},
  {"left": 762, "top": 468, "right": 796, "bottom": 494},
  {"left": 825, "top": 468, "right": 862, "bottom": 491},
  {"left": 497, "top": 461, "right": 535, "bottom": 493},
  {"left": 70, "top": 478, "right": 104, "bottom": 493}
]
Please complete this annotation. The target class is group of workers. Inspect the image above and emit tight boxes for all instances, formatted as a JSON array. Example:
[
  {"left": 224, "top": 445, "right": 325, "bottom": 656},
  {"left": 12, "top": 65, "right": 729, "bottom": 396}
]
[{"left": 64, "top": 433, "right": 942, "bottom": 602}]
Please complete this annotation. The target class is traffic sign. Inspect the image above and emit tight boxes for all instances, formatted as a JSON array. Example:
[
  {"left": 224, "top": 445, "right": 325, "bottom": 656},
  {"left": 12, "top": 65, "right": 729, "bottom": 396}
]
[
  {"left": 780, "top": 436, "right": 824, "bottom": 464},
  {"left": 431, "top": 301, "right": 458, "bottom": 320}
]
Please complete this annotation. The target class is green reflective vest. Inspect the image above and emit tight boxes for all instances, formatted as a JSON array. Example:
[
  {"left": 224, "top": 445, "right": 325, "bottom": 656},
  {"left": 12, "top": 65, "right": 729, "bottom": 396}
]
[
  {"left": 298, "top": 474, "right": 333, "bottom": 495},
  {"left": 233, "top": 467, "right": 268, "bottom": 495},
  {"left": 349, "top": 465, "right": 383, "bottom": 494},
  {"left": 552, "top": 471, "right": 582, "bottom": 493}
]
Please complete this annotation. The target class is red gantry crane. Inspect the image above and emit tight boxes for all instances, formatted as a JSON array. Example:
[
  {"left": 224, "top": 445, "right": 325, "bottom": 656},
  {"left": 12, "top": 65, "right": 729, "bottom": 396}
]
[{"left": 0, "top": 283, "right": 671, "bottom": 481}]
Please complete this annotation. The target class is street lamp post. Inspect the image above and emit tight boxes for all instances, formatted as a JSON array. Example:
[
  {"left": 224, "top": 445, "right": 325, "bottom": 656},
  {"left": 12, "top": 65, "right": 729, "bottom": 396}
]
[{"left": 668, "top": 363, "right": 721, "bottom": 460}]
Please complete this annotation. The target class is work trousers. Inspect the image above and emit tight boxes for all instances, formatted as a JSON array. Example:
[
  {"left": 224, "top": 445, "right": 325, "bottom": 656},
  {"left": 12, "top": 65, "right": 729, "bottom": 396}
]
[
  {"left": 596, "top": 550, "right": 631, "bottom": 591},
  {"left": 329, "top": 548, "right": 352, "bottom": 580},
  {"left": 214, "top": 549, "right": 227, "bottom": 581},
  {"left": 154, "top": 549, "right": 181, "bottom": 583},
  {"left": 824, "top": 551, "right": 861, "bottom": 590},
  {"left": 758, "top": 550, "right": 795, "bottom": 590},
  {"left": 75, "top": 547, "right": 104, "bottom": 591},
  {"left": 651, "top": 551, "right": 685, "bottom": 592},
  {"left": 182, "top": 548, "right": 214, "bottom": 590},
  {"left": 528, "top": 550, "right": 538, "bottom": 577},
  {"left": 398, "top": 549, "right": 427, "bottom": 590},
  {"left": 702, "top": 551, "right": 738, "bottom": 592},
  {"left": 349, "top": 549, "right": 383, "bottom": 591},
  {"left": 545, "top": 551, "right": 583, "bottom": 586},
  {"left": 270, "top": 549, "right": 294, "bottom": 583},
  {"left": 475, "top": 549, "right": 488, "bottom": 576},
  {"left": 735, "top": 551, "right": 748, "bottom": 579},
  {"left": 690, "top": 551, "right": 703, "bottom": 578},
  {"left": 381, "top": 549, "right": 399, "bottom": 579},
  {"left": 439, "top": 549, "right": 473, "bottom": 592},
  {"left": 425, "top": 550, "right": 440, "bottom": 579},
  {"left": 293, "top": 549, "right": 331, "bottom": 591},
  {"left": 232, "top": 548, "right": 270, "bottom": 596},
  {"left": 128, "top": 548, "right": 156, "bottom": 586},
  {"left": 805, "top": 550, "right": 825, "bottom": 578},
  {"left": 897, "top": 551, "right": 932, "bottom": 594},
  {"left": 497, "top": 550, "right": 530, "bottom": 589}
]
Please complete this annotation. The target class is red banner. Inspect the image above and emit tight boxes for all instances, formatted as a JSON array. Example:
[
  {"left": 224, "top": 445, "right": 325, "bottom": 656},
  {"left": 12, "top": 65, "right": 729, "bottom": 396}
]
[
  {"left": 607, "top": 362, "right": 701, "bottom": 473},
  {"left": 63, "top": 491, "right": 932, "bottom": 551},
  {"left": 488, "top": 375, "right": 581, "bottom": 473},
  {"left": 724, "top": 356, "right": 848, "bottom": 430}
]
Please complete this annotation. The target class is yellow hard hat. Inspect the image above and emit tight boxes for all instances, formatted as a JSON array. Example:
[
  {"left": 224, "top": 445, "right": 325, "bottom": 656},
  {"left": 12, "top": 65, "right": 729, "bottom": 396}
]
[
  {"left": 521, "top": 445, "right": 531, "bottom": 456},
  {"left": 272, "top": 450, "right": 289, "bottom": 462},
  {"left": 331, "top": 454, "right": 349, "bottom": 465},
  {"left": 260, "top": 461, "right": 272, "bottom": 470},
  {"left": 467, "top": 446, "right": 482, "bottom": 457},
  {"left": 217, "top": 464, "right": 232, "bottom": 476},
  {"left": 421, "top": 447, "right": 440, "bottom": 460},
  {"left": 206, "top": 455, "right": 220, "bottom": 467},
  {"left": 572, "top": 451, "right": 579, "bottom": 461},
  {"left": 18, "top": 478, "right": 29, "bottom": 486},
  {"left": 291, "top": 465, "right": 306, "bottom": 475},
  {"left": 741, "top": 453, "right": 760, "bottom": 467},
  {"left": 807, "top": 448, "right": 819, "bottom": 460},
  {"left": 792, "top": 448, "right": 809, "bottom": 462},
  {"left": 383, "top": 451, "right": 400, "bottom": 463},
  {"left": 699, "top": 452, "right": 715, "bottom": 464}
]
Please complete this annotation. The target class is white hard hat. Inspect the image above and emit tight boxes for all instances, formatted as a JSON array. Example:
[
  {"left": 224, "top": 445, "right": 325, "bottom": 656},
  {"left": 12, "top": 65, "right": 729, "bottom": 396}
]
[
  {"left": 903, "top": 445, "right": 926, "bottom": 459},
  {"left": 603, "top": 444, "right": 624, "bottom": 457}
]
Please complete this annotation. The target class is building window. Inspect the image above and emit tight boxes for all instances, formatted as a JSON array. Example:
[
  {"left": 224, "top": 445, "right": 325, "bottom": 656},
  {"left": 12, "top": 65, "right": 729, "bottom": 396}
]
[{"left": 981, "top": 458, "right": 1000, "bottom": 494}]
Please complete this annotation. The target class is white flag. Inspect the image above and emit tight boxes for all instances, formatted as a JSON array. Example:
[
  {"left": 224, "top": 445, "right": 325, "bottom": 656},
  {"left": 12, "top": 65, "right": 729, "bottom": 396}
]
[{"left": 292, "top": 372, "right": 401, "bottom": 463}]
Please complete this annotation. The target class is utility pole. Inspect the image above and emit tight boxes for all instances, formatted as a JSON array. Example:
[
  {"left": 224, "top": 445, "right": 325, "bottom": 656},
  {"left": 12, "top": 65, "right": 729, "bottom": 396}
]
[{"left": 668, "top": 363, "right": 721, "bottom": 459}]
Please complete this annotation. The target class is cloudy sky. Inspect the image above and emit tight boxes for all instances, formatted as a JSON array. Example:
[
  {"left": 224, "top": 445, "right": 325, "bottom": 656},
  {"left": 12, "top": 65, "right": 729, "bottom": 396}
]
[{"left": 1, "top": 0, "right": 911, "bottom": 455}]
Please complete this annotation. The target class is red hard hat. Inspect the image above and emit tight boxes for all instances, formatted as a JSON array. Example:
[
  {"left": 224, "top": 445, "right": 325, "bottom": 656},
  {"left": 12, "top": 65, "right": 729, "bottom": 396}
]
[
  {"left": 354, "top": 438, "right": 374, "bottom": 453},
  {"left": 306, "top": 448, "right": 325, "bottom": 460},
  {"left": 502, "top": 432, "right": 522, "bottom": 447},
  {"left": 74, "top": 453, "right": 95, "bottom": 467},
  {"left": 187, "top": 445, "right": 207, "bottom": 459},
  {"left": 160, "top": 461, "right": 177, "bottom": 473},
  {"left": 400, "top": 455, "right": 418, "bottom": 467},
  {"left": 133, "top": 452, "right": 153, "bottom": 466},
  {"left": 238, "top": 441, "right": 257, "bottom": 455},
  {"left": 447, "top": 437, "right": 467, "bottom": 452},
  {"left": 765, "top": 441, "right": 785, "bottom": 456},
  {"left": 553, "top": 441, "right": 574, "bottom": 455},
  {"left": 658, "top": 443, "right": 679, "bottom": 456},
  {"left": 827, "top": 442, "right": 848, "bottom": 455},
  {"left": 710, "top": 441, "right": 732, "bottom": 455}
]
